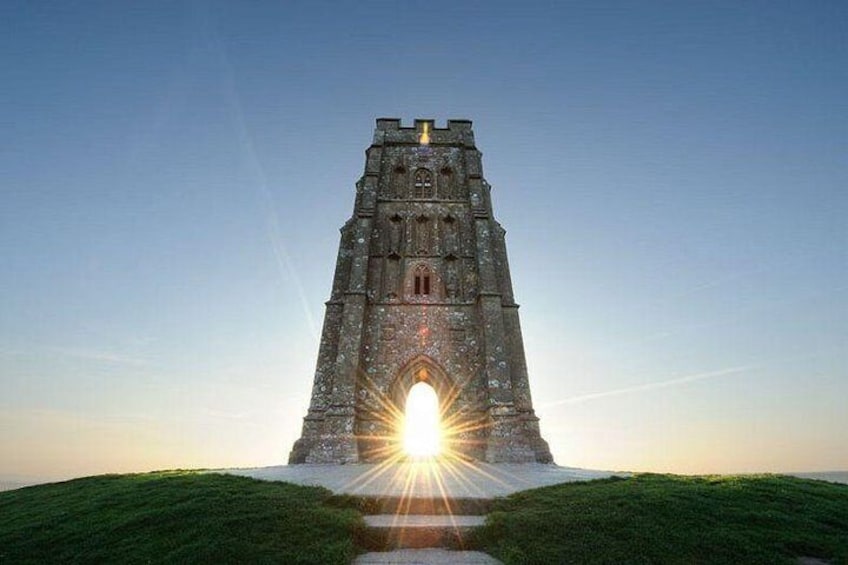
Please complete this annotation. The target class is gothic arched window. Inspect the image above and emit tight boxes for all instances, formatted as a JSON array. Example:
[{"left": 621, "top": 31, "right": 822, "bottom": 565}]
[
  {"left": 414, "top": 265, "right": 432, "bottom": 296},
  {"left": 413, "top": 169, "right": 433, "bottom": 198}
]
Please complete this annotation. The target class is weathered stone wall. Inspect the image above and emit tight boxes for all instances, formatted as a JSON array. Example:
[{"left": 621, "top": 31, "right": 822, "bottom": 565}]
[{"left": 289, "top": 119, "right": 553, "bottom": 464}]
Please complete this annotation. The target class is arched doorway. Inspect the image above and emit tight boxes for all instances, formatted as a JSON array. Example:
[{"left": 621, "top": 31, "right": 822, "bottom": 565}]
[
  {"left": 391, "top": 356, "right": 455, "bottom": 459},
  {"left": 403, "top": 381, "right": 441, "bottom": 457}
]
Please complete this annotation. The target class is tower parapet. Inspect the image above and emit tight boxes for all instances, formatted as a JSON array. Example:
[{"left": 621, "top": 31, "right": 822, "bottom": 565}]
[{"left": 372, "top": 118, "right": 476, "bottom": 147}]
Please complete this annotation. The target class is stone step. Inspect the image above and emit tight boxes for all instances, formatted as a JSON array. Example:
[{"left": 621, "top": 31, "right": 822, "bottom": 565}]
[
  {"left": 332, "top": 495, "right": 493, "bottom": 516},
  {"left": 365, "top": 515, "right": 486, "bottom": 528},
  {"left": 353, "top": 549, "right": 503, "bottom": 564},
  {"left": 359, "top": 514, "right": 486, "bottom": 550}
]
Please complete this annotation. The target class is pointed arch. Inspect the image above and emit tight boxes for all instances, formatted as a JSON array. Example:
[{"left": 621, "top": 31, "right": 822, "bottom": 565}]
[
  {"left": 413, "top": 214, "right": 431, "bottom": 255},
  {"left": 444, "top": 254, "right": 460, "bottom": 300},
  {"left": 384, "top": 213, "right": 404, "bottom": 256},
  {"left": 413, "top": 264, "right": 431, "bottom": 296},
  {"left": 405, "top": 261, "right": 443, "bottom": 301},
  {"left": 391, "top": 355, "right": 455, "bottom": 415},
  {"left": 439, "top": 165, "right": 453, "bottom": 199},
  {"left": 443, "top": 214, "right": 458, "bottom": 255},
  {"left": 413, "top": 168, "right": 433, "bottom": 198},
  {"left": 391, "top": 163, "right": 407, "bottom": 198}
]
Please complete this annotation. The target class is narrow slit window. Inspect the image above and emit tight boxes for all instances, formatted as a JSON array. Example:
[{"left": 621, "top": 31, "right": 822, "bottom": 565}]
[{"left": 413, "top": 265, "right": 432, "bottom": 296}]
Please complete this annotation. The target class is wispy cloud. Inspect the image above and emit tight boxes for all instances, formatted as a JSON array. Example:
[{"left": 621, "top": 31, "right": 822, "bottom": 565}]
[
  {"left": 49, "top": 347, "right": 147, "bottom": 366},
  {"left": 540, "top": 365, "right": 754, "bottom": 408}
]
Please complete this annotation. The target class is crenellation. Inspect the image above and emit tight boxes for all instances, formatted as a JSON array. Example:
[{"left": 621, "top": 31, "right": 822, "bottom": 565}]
[
  {"left": 371, "top": 118, "right": 479, "bottom": 147},
  {"left": 375, "top": 117, "right": 401, "bottom": 131},
  {"left": 446, "top": 119, "right": 472, "bottom": 131},
  {"left": 376, "top": 117, "right": 470, "bottom": 130}
]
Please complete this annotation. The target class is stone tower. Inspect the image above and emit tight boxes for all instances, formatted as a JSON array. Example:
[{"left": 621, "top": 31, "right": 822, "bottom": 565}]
[{"left": 289, "top": 118, "right": 552, "bottom": 464}]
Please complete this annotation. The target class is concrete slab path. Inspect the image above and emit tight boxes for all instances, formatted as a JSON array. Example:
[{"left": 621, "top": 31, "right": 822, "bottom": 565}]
[
  {"left": 364, "top": 515, "right": 485, "bottom": 528},
  {"left": 353, "top": 549, "right": 503, "bottom": 564},
  {"left": 222, "top": 462, "right": 624, "bottom": 498},
  {"left": 219, "top": 463, "right": 624, "bottom": 563}
]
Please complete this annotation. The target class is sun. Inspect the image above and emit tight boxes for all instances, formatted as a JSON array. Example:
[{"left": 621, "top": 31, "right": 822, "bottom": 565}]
[{"left": 403, "top": 381, "right": 441, "bottom": 458}]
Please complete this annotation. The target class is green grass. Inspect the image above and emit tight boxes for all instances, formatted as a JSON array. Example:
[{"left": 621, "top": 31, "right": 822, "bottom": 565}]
[
  {"left": 2, "top": 472, "right": 847, "bottom": 564},
  {"left": 473, "top": 474, "right": 848, "bottom": 564},
  {"left": 0, "top": 471, "right": 362, "bottom": 564}
]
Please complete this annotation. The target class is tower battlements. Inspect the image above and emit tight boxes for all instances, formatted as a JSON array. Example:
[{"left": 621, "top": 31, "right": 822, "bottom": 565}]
[{"left": 373, "top": 118, "right": 476, "bottom": 147}]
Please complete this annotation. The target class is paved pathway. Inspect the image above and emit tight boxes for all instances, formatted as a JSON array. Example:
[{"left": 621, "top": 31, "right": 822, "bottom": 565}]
[
  {"left": 219, "top": 463, "right": 624, "bottom": 564},
  {"left": 364, "top": 515, "right": 485, "bottom": 528},
  {"left": 353, "top": 549, "right": 503, "bottom": 564},
  {"left": 222, "top": 462, "right": 625, "bottom": 498}
]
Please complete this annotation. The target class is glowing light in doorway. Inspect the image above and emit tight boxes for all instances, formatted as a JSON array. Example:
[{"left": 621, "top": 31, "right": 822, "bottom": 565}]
[{"left": 403, "top": 382, "right": 441, "bottom": 457}]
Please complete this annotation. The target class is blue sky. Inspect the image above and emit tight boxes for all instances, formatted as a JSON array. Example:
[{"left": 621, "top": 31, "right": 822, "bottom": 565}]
[{"left": 1, "top": 1, "right": 846, "bottom": 479}]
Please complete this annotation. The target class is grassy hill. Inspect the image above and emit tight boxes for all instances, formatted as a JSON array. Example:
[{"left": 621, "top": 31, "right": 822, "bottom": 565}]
[
  {"left": 0, "top": 471, "right": 361, "bottom": 564},
  {"left": 474, "top": 474, "right": 848, "bottom": 564},
  {"left": 1, "top": 471, "right": 846, "bottom": 564}
]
